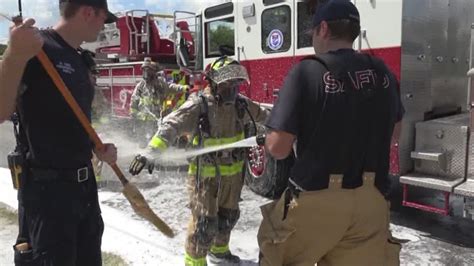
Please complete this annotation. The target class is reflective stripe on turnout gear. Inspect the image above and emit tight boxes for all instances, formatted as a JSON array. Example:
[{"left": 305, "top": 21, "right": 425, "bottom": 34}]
[
  {"left": 162, "top": 91, "right": 186, "bottom": 112},
  {"left": 148, "top": 135, "right": 168, "bottom": 151},
  {"left": 188, "top": 161, "right": 244, "bottom": 178},
  {"left": 192, "top": 132, "right": 244, "bottom": 147},
  {"left": 185, "top": 252, "right": 207, "bottom": 266},
  {"left": 210, "top": 244, "right": 230, "bottom": 254},
  {"left": 140, "top": 96, "right": 161, "bottom": 106},
  {"left": 175, "top": 92, "right": 186, "bottom": 108}
]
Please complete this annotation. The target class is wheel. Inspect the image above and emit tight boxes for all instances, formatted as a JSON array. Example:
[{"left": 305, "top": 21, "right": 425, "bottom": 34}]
[
  {"left": 243, "top": 123, "right": 294, "bottom": 199},
  {"left": 244, "top": 147, "right": 294, "bottom": 199}
]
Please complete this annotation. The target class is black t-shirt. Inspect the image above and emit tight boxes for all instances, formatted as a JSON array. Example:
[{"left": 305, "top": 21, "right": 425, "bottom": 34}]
[
  {"left": 266, "top": 49, "right": 404, "bottom": 195},
  {"left": 17, "top": 30, "right": 95, "bottom": 169}
]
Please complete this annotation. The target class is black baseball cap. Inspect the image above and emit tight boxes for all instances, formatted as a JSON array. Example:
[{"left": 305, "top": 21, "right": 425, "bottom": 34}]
[
  {"left": 312, "top": 0, "right": 360, "bottom": 27},
  {"left": 59, "top": 0, "right": 118, "bottom": 24}
]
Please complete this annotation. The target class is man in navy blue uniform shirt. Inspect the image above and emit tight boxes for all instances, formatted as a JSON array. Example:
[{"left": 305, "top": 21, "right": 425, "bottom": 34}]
[
  {"left": 0, "top": 0, "right": 118, "bottom": 265},
  {"left": 257, "top": 0, "right": 404, "bottom": 265}
]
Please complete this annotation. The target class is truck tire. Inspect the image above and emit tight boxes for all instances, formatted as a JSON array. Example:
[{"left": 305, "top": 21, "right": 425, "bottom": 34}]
[
  {"left": 243, "top": 123, "right": 294, "bottom": 199},
  {"left": 244, "top": 149, "right": 294, "bottom": 199}
]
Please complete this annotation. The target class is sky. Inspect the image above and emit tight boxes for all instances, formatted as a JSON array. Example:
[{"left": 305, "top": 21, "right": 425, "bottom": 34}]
[{"left": 0, "top": 0, "right": 225, "bottom": 44}]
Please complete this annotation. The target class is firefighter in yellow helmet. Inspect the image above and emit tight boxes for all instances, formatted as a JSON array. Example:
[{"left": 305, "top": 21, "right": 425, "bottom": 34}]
[
  {"left": 129, "top": 57, "right": 188, "bottom": 147},
  {"left": 129, "top": 56, "right": 269, "bottom": 265}
]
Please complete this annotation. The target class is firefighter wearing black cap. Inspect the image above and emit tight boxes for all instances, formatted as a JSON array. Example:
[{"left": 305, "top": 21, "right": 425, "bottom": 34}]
[
  {"left": 0, "top": 0, "right": 118, "bottom": 265},
  {"left": 129, "top": 56, "right": 269, "bottom": 266},
  {"left": 258, "top": 0, "right": 404, "bottom": 265}
]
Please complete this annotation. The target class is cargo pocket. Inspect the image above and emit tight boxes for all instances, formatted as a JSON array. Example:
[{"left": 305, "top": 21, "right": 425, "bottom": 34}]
[{"left": 258, "top": 193, "right": 296, "bottom": 244}]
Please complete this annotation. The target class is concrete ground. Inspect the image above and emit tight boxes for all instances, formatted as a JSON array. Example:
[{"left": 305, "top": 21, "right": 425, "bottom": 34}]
[
  {"left": 1, "top": 121, "right": 474, "bottom": 265},
  {"left": 0, "top": 204, "right": 17, "bottom": 264},
  {"left": 0, "top": 121, "right": 16, "bottom": 168}
]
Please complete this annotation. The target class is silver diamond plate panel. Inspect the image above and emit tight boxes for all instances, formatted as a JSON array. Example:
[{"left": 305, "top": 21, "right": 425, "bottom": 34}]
[
  {"left": 431, "top": 0, "right": 470, "bottom": 111},
  {"left": 413, "top": 114, "right": 469, "bottom": 179},
  {"left": 400, "top": 173, "right": 465, "bottom": 192},
  {"left": 399, "top": 0, "right": 474, "bottom": 175},
  {"left": 467, "top": 130, "right": 474, "bottom": 181},
  {"left": 399, "top": 0, "right": 432, "bottom": 174},
  {"left": 454, "top": 180, "right": 474, "bottom": 198}
]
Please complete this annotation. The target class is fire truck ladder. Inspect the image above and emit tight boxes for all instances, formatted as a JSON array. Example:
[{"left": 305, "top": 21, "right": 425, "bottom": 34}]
[
  {"left": 125, "top": 10, "right": 151, "bottom": 55},
  {"left": 173, "top": 11, "right": 198, "bottom": 70}
]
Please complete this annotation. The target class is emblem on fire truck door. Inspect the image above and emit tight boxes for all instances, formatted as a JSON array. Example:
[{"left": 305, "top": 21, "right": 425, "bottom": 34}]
[{"left": 267, "top": 29, "right": 284, "bottom": 51}]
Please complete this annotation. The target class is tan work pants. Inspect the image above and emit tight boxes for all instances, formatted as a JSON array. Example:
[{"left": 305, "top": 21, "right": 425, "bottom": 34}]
[{"left": 258, "top": 173, "right": 401, "bottom": 266}]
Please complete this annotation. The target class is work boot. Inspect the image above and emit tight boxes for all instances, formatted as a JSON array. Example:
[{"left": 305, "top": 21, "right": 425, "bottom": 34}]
[{"left": 208, "top": 251, "right": 240, "bottom": 265}]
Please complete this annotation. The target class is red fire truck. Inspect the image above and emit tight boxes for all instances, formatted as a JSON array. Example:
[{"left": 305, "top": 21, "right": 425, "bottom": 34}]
[{"left": 90, "top": 0, "right": 474, "bottom": 219}]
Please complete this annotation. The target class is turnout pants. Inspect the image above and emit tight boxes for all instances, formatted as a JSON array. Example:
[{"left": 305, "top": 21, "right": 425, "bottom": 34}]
[
  {"left": 14, "top": 166, "right": 104, "bottom": 266},
  {"left": 185, "top": 173, "right": 243, "bottom": 260},
  {"left": 258, "top": 173, "right": 401, "bottom": 266}
]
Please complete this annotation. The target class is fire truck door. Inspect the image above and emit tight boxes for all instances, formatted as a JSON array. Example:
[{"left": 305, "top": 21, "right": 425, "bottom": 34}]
[{"left": 234, "top": 0, "right": 294, "bottom": 103}]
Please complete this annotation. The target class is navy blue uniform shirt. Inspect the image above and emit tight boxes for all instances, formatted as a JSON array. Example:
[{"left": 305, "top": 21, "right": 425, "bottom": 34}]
[
  {"left": 18, "top": 30, "right": 95, "bottom": 169},
  {"left": 267, "top": 49, "right": 404, "bottom": 195}
]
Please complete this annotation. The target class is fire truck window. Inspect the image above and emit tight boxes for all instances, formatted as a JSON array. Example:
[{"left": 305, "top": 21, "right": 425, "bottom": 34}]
[
  {"left": 205, "top": 18, "right": 235, "bottom": 58},
  {"left": 263, "top": 0, "right": 285, "bottom": 6},
  {"left": 205, "top": 2, "right": 234, "bottom": 19},
  {"left": 262, "top": 6, "right": 291, "bottom": 53},
  {"left": 297, "top": 2, "right": 313, "bottom": 48}
]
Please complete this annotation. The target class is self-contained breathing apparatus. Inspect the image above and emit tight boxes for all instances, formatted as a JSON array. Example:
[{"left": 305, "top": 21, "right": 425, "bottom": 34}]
[
  {"left": 192, "top": 56, "right": 257, "bottom": 194},
  {"left": 192, "top": 56, "right": 257, "bottom": 197},
  {"left": 193, "top": 92, "right": 258, "bottom": 194},
  {"left": 194, "top": 93, "right": 210, "bottom": 191}
]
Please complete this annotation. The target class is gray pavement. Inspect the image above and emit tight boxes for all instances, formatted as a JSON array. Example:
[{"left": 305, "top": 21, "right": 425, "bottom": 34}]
[
  {"left": 0, "top": 120, "right": 473, "bottom": 265},
  {"left": 0, "top": 121, "right": 15, "bottom": 168},
  {"left": 392, "top": 208, "right": 474, "bottom": 265}
]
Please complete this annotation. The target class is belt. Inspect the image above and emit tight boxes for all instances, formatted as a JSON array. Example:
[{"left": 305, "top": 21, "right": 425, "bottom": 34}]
[
  {"left": 289, "top": 172, "right": 376, "bottom": 193},
  {"left": 29, "top": 166, "right": 91, "bottom": 183}
]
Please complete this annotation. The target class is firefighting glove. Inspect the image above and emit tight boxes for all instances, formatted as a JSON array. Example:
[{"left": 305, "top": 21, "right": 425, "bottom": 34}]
[
  {"left": 256, "top": 134, "right": 266, "bottom": 146},
  {"left": 129, "top": 154, "right": 155, "bottom": 175}
]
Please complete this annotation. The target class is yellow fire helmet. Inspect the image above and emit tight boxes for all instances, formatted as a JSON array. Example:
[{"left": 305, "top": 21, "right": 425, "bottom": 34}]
[{"left": 206, "top": 56, "right": 249, "bottom": 85}]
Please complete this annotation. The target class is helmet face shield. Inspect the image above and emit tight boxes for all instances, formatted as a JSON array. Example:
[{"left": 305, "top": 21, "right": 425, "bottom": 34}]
[
  {"left": 216, "top": 86, "right": 238, "bottom": 105},
  {"left": 208, "top": 64, "right": 249, "bottom": 85},
  {"left": 214, "top": 77, "right": 247, "bottom": 105}
]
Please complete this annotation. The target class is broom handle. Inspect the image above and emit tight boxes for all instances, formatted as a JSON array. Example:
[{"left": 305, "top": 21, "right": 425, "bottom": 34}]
[{"left": 36, "top": 51, "right": 128, "bottom": 185}]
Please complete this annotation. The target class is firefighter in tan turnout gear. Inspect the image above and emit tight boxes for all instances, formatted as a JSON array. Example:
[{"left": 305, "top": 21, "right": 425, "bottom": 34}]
[
  {"left": 130, "top": 57, "right": 188, "bottom": 147},
  {"left": 129, "top": 56, "right": 269, "bottom": 265}
]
